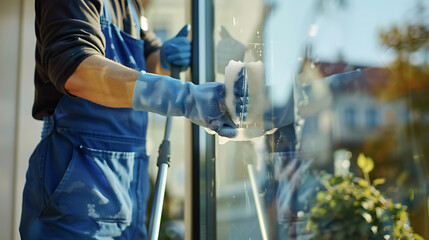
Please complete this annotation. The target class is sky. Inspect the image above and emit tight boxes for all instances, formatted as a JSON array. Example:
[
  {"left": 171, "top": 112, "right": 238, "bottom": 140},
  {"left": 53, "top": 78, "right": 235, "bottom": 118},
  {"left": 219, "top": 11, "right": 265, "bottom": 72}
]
[{"left": 314, "top": 0, "right": 425, "bottom": 66}]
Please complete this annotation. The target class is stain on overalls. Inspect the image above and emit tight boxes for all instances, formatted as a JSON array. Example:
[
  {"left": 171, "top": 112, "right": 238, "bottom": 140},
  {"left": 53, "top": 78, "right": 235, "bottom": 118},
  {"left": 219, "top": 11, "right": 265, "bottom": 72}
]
[{"left": 20, "top": 0, "right": 150, "bottom": 239}]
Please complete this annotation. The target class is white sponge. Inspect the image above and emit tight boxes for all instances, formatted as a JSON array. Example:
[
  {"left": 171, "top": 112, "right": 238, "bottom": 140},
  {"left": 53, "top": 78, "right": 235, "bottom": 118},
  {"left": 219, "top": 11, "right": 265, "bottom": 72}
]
[{"left": 245, "top": 61, "right": 265, "bottom": 127}]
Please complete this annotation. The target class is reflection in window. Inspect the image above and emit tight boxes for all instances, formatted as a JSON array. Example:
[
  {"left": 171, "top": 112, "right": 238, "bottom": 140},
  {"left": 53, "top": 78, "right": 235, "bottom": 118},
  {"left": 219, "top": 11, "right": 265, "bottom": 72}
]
[
  {"left": 344, "top": 107, "right": 356, "bottom": 129},
  {"left": 366, "top": 107, "right": 378, "bottom": 129},
  {"left": 211, "top": 0, "right": 429, "bottom": 239}
]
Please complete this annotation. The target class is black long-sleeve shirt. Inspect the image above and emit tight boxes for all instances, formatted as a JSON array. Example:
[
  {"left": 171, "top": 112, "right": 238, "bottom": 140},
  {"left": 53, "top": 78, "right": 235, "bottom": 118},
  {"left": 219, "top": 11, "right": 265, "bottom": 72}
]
[{"left": 33, "top": 0, "right": 162, "bottom": 120}]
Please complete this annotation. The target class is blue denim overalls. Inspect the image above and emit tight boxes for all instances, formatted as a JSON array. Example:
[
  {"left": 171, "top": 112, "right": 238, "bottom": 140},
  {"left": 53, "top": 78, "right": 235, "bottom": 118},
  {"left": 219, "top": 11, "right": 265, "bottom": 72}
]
[{"left": 20, "top": 0, "right": 151, "bottom": 239}]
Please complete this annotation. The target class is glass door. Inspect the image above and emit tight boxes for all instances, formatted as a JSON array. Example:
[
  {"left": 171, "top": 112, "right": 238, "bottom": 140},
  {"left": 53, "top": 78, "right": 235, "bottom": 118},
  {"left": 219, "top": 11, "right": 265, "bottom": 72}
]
[{"left": 202, "top": 0, "right": 429, "bottom": 239}]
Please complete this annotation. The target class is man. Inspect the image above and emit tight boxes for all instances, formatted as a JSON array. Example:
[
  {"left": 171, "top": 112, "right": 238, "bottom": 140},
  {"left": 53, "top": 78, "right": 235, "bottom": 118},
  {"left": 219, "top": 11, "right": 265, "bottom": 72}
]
[{"left": 20, "top": 0, "right": 244, "bottom": 239}]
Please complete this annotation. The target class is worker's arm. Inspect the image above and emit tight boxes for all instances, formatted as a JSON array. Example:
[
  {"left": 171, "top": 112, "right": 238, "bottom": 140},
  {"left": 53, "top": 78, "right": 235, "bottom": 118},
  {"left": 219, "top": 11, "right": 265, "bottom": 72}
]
[
  {"left": 64, "top": 53, "right": 244, "bottom": 138},
  {"left": 64, "top": 54, "right": 138, "bottom": 108},
  {"left": 63, "top": 47, "right": 179, "bottom": 108},
  {"left": 65, "top": 24, "right": 192, "bottom": 108},
  {"left": 65, "top": 25, "right": 242, "bottom": 138}
]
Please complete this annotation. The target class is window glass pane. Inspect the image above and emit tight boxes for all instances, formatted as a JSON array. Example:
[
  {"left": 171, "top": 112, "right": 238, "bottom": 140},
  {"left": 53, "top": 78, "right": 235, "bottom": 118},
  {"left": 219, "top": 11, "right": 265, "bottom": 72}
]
[{"left": 212, "top": 0, "right": 429, "bottom": 239}]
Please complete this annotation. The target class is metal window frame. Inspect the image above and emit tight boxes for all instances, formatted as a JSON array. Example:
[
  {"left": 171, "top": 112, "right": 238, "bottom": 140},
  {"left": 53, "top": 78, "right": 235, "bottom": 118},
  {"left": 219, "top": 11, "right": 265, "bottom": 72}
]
[{"left": 191, "top": 0, "right": 216, "bottom": 239}]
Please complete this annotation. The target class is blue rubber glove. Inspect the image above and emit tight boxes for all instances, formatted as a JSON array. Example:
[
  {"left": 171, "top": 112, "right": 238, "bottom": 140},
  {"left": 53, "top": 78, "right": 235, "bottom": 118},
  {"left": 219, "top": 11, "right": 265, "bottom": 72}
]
[
  {"left": 160, "top": 25, "right": 191, "bottom": 72},
  {"left": 133, "top": 71, "right": 245, "bottom": 138},
  {"left": 231, "top": 67, "right": 249, "bottom": 122}
]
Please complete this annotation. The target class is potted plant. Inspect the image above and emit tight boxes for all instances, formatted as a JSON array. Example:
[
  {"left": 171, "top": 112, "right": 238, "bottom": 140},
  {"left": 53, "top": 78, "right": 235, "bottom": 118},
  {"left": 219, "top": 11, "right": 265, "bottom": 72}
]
[{"left": 307, "top": 153, "right": 424, "bottom": 240}]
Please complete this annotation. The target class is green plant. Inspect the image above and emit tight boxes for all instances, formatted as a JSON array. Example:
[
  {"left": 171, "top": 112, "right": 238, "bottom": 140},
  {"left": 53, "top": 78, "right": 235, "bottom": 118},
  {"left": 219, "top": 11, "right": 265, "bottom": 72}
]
[{"left": 307, "top": 153, "right": 424, "bottom": 240}]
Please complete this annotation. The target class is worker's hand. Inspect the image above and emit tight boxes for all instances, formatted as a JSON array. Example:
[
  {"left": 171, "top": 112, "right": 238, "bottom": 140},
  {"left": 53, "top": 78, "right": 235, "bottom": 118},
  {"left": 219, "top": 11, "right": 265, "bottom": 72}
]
[
  {"left": 232, "top": 67, "right": 249, "bottom": 122},
  {"left": 133, "top": 70, "right": 246, "bottom": 138},
  {"left": 216, "top": 26, "right": 246, "bottom": 74},
  {"left": 160, "top": 24, "right": 191, "bottom": 72},
  {"left": 184, "top": 80, "right": 241, "bottom": 138}
]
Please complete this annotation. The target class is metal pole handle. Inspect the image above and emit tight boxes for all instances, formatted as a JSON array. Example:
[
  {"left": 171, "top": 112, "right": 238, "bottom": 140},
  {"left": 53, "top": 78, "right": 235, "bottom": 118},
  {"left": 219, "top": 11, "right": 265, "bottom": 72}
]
[
  {"left": 149, "top": 66, "right": 181, "bottom": 240},
  {"left": 247, "top": 163, "right": 268, "bottom": 240}
]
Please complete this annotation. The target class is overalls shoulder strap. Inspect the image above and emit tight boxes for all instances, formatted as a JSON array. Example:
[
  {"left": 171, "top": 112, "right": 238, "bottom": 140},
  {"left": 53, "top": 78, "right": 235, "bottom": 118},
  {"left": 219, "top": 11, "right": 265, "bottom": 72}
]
[
  {"left": 127, "top": 0, "right": 142, "bottom": 33},
  {"left": 101, "top": 0, "right": 142, "bottom": 34},
  {"left": 101, "top": 0, "right": 112, "bottom": 22}
]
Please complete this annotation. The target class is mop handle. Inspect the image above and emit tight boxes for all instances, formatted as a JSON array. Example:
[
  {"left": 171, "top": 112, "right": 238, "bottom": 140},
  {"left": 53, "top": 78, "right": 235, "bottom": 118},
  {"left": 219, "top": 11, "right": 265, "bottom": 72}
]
[
  {"left": 162, "top": 67, "right": 180, "bottom": 140},
  {"left": 149, "top": 66, "right": 181, "bottom": 240}
]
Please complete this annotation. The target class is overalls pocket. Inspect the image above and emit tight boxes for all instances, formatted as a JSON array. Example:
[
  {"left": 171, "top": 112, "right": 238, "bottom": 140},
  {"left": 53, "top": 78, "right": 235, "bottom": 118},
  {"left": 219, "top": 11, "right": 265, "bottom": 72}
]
[{"left": 39, "top": 142, "right": 149, "bottom": 238}]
